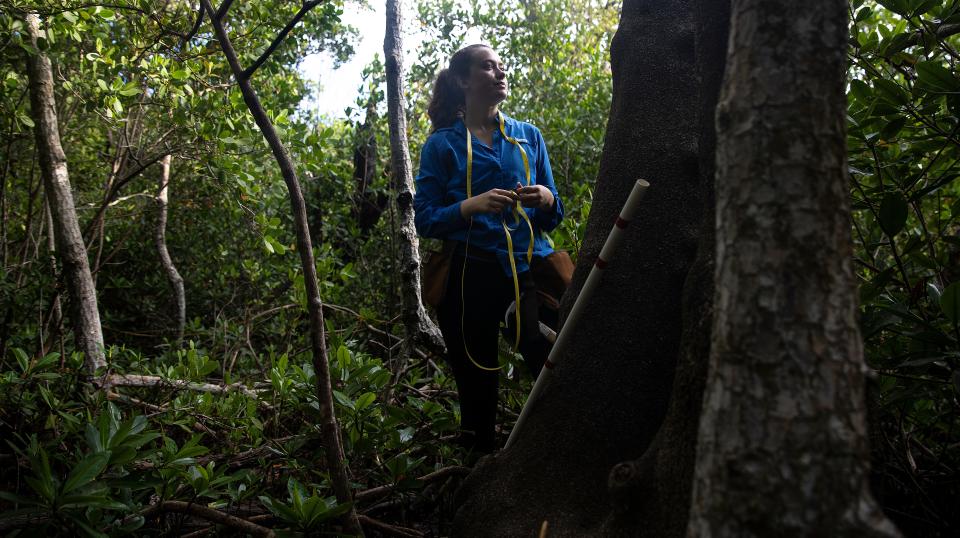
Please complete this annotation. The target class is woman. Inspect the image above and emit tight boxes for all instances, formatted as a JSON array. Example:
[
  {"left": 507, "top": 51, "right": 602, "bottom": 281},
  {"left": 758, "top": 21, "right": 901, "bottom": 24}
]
[{"left": 414, "top": 44, "right": 564, "bottom": 453}]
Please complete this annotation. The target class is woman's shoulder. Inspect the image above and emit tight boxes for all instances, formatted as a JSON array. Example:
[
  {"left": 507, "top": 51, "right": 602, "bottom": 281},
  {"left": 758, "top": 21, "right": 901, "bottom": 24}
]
[
  {"left": 501, "top": 113, "right": 543, "bottom": 141},
  {"left": 423, "top": 123, "right": 463, "bottom": 149}
]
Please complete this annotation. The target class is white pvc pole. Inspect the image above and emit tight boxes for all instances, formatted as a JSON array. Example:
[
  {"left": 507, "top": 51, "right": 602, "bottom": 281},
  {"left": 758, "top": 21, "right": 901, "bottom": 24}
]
[{"left": 505, "top": 178, "right": 650, "bottom": 449}]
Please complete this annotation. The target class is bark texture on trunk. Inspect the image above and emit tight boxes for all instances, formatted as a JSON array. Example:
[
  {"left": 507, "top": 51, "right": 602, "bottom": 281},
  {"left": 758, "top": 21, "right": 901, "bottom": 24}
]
[
  {"left": 686, "top": 1, "right": 900, "bottom": 536},
  {"left": 199, "top": 2, "right": 362, "bottom": 534},
  {"left": 383, "top": 0, "right": 444, "bottom": 357},
  {"left": 453, "top": 0, "right": 705, "bottom": 534},
  {"left": 25, "top": 13, "right": 106, "bottom": 374},
  {"left": 603, "top": 1, "right": 728, "bottom": 535},
  {"left": 155, "top": 154, "right": 186, "bottom": 345}
]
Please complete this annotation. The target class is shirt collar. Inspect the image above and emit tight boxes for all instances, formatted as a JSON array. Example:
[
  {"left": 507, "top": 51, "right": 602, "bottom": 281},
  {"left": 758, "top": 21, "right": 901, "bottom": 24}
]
[{"left": 451, "top": 111, "right": 517, "bottom": 139}]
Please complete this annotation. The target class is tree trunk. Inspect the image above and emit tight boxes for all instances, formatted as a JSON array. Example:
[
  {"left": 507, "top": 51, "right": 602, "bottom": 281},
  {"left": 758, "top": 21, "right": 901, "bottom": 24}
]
[
  {"left": 686, "top": 1, "right": 900, "bottom": 536},
  {"left": 199, "top": 2, "right": 362, "bottom": 534},
  {"left": 155, "top": 154, "right": 186, "bottom": 346},
  {"left": 24, "top": 13, "right": 106, "bottom": 374},
  {"left": 383, "top": 0, "right": 444, "bottom": 358},
  {"left": 602, "top": 0, "right": 728, "bottom": 535},
  {"left": 452, "top": 0, "right": 706, "bottom": 534}
]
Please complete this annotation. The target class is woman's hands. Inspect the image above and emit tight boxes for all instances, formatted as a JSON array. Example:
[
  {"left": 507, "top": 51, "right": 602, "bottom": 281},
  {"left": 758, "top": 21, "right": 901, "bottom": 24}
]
[
  {"left": 460, "top": 188, "right": 519, "bottom": 218},
  {"left": 516, "top": 184, "right": 555, "bottom": 211},
  {"left": 459, "top": 184, "right": 555, "bottom": 218}
]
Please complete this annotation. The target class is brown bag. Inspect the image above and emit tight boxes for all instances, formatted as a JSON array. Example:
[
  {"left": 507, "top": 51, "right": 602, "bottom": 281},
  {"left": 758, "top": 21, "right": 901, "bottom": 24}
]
[
  {"left": 531, "top": 250, "right": 575, "bottom": 302},
  {"left": 421, "top": 240, "right": 455, "bottom": 308}
]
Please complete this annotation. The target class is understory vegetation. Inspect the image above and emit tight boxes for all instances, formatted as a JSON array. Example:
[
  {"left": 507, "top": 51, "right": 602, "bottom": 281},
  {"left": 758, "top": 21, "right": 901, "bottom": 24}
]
[{"left": 0, "top": 0, "right": 957, "bottom": 535}]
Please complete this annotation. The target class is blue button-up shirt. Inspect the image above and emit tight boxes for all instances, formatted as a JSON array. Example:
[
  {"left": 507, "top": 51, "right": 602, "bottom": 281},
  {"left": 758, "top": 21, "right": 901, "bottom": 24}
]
[{"left": 414, "top": 113, "right": 564, "bottom": 275}]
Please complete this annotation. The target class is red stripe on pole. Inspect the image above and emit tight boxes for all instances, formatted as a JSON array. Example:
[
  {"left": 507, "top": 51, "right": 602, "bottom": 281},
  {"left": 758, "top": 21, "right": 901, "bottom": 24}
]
[
  {"left": 543, "top": 359, "right": 555, "bottom": 370},
  {"left": 615, "top": 216, "right": 630, "bottom": 229},
  {"left": 595, "top": 257, "right": 608, "bottom": 269}
]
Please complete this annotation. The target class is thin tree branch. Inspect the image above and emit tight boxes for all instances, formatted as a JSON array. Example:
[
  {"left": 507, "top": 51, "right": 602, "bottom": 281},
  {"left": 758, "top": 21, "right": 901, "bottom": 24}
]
[
  {"left": 241, "top": 1, "right": 325, "bottom": 80},
  {"left": 356, "top": 515, "right": 423, "bottom": 538},
  {"left": 139, "top": 501, "right": 275, "bottom": 538},
  {"left": 215, "top": 0, "right": 235, "bottom": 20},
  {"left": 355, "top": 466, "right": 471, "bottom": 503},
  {"left": 178, "top": 7, "right": 206, "bottom": 51}
]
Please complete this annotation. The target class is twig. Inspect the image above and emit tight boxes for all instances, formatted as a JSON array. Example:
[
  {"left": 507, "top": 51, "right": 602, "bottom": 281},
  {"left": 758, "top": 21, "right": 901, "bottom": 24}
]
[
  {"left": 106, "top": 390, "right": 168, "bottom": 413},
  {"left": 355, "top": 466, "right": 471, "bottom": 503},
  {"left": 357, "top": 514, "right": 423, "bottom": 538}
]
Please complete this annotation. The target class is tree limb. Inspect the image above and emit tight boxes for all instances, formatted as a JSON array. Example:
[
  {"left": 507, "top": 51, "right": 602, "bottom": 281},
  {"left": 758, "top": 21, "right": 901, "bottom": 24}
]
[
  {"left": 215, "top": 0, "right": 235, "bottom": 21},
  {"left": 241, "top": 1, "right": 325, "bottom": 81}
]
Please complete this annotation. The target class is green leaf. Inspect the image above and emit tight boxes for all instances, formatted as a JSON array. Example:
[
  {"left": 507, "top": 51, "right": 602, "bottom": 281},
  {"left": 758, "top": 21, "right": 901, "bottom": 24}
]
[
  {"left": 354, "top": 392, "right": 376, "bottom": 412},
  {"left": 915, "top": 61, "right": 960, "bottom": 93},
  {"left": 878, "top": 192, "right": 908, "bottom": 236},
  {"left": 878, "top": 116, "right": 906, "bottom": 141},
  {"left": 62, "top": 451, "right": 111, "bottom": 493},
  {"left": 16, "top": 112, "right": 35, "bottom": 128},
  {"left": 940, "top": 282, "right": 960, "bottom": 325},
  {"left": 13, "top": 347, "right": 29, "bottom": 372},
  {"left": 873, "top": 79, "right": 908, "bottom": 106},
  {"left": 849, "top": 79, "right": 872, "bottom": 103}
]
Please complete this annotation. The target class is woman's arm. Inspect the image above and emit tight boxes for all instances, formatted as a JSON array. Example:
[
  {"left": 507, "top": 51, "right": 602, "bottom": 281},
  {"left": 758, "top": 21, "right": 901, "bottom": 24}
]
[
  {"left": 523, "top": 128, "right": 564, "bottom": 231},
  {"left": 413, "top": 138, "right": 469, "bottom": 238}
]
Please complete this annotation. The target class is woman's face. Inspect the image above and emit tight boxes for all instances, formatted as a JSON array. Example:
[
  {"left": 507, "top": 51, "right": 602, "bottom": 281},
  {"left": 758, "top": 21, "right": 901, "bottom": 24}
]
[{"left": 461, "top": 47, "right": 508, "bottom": 108}]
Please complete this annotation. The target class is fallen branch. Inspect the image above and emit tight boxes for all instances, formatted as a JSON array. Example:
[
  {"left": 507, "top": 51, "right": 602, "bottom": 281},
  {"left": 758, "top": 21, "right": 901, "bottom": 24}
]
[
  {"left": 99, "top": 374, "right": 271, "bottom": 409},
  {"left": 140, "top": 501, "right": 275, "bottom": 537},
  {"left": 355, "top": 466, "right": 470, "bottom": 503}
]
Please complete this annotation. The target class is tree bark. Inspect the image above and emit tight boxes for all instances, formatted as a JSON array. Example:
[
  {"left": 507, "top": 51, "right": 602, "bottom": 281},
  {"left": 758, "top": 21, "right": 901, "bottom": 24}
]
[
  {"left": 602, "top": 1, "right": 728, "bottom": 535},
  {"left": 686, "top": 1, "right": 900, "bottom": 536},
  {"left": 198, "top": 2, "right": 362, "bottom": 534},
  {"left": 383, "top": 0, "right": 444, "bottom": 358},
  {"left": 24, "top": 13, "right": 106, "bottom": 374},
  {"left": 155, "top": 154, "right": 186, "bottom": 345},
  {"left": 453, "top": 0, "right": 706, "bottom": 534}
]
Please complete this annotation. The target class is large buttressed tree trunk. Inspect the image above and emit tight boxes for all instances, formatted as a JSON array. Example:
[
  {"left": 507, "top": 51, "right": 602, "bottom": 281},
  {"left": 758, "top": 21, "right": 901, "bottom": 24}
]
[
  {"left": 686, "top": 1, "right": 899, "bottom": 536},
  {"left": 24, "top": 13, "right": 106, "bottom": 374},
  {"left": 453, "top": 0, "right": 711, "bottom": 534}
]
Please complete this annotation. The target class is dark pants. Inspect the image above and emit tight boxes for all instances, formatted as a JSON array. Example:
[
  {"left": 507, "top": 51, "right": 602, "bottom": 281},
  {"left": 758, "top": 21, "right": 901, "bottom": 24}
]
[{"left": 436, "top": 249, "right": 551, "bottom": 453}]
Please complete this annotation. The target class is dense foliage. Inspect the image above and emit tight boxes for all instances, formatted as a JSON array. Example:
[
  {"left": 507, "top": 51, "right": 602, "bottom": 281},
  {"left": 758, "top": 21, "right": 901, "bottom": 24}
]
[
  {"left": 0, "top": 0, "right": 956, "bottom": 535},
  {"left": 0, "top": 0, "right": 616, "bottom": 535},
  {"left": 847, "top": 1, "right": 960, "bottom": 534}
]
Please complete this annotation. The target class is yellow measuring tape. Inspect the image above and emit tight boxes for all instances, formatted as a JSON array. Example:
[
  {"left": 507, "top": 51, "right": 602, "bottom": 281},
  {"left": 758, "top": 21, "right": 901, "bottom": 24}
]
[{"left": 461, "top": 112, "right": 535, "bottom": 371}]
